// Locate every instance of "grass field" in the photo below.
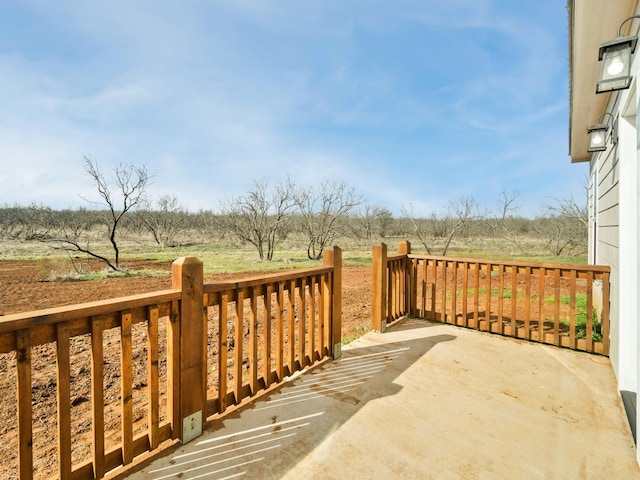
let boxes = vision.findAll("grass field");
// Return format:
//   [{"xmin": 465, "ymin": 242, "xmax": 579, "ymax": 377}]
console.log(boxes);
[{"xmin": 0, "ymin": 232, "xmax": 588, "ymax": 278}]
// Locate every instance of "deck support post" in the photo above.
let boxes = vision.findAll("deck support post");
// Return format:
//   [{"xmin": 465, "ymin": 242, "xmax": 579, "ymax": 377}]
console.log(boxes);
[
  {"xmin": 171, "ymin": 257, "xmax": 205, "ymax": 443},
  {"xmin": 372, "ymin": 243, "xmax": 388, "ymax": 332},
  {"xmin": 324, "ymin": 246, "xmax": 343, "ymax": 359}
]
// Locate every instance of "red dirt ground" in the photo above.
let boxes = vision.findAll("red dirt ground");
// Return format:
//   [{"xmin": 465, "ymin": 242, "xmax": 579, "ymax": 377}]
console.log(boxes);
[
  {"xmin": 0, "ymin": 260, "xmax": 371, "ymax": 335},
  {"xmin": 0, "ymin": 259, "xmax": 371, "ymax": 478}
]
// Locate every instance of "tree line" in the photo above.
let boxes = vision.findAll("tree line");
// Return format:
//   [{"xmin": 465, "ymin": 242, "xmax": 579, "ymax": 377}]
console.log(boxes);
[{"xmin": 0, "ymin": 158, "xmax": 588, "ymax": 270}]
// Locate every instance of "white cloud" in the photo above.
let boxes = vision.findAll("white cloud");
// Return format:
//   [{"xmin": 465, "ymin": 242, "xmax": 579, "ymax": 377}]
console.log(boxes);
[{"xmin": 0, "ymin": 0, "xmax": 577, "ymax": 218}]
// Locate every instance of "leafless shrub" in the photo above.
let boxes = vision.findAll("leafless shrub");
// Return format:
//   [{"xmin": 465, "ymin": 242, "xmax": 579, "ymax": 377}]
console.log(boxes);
[
  {"xmin": 533, "ymin": 195, "xmax": 588, "ymax": 257},
  {"xmin": 136, "ymin": 195, "xmax": 186, "ymax": 247},
  {"xmin": 217, "ymin": 178, "xmax": 296, "ymax": 260},
  {"xmin": 294, "ymin": 179, "xmax": 362, "ymax": 260},
  {"xmin": 403, "ymin": 197, "xmax": 484, "ymax": 256},
  {"xmin": 352, "ymin": 204, "xmax": 394, "ymax": 240}
]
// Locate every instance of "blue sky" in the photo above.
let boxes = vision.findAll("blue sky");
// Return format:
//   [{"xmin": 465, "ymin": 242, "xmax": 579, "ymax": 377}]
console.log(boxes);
[{"xmin": 0, "ymin": 0, "xmax": 584, "ymax": 217}]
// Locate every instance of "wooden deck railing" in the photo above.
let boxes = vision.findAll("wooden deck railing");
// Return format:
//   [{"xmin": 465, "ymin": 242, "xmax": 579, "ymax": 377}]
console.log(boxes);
[
  {"xmin": 0, "ymin": 289, "xmax": 180, "ymax": 480},
  {"xmin": 202, "ymin": 246, "xmax": 342, "ymax": 417},
  {"xmin": 0, "ymin": 247, "xmax": 341, "ymax": 480},
  {"xmin": 372, "ymin": 242, "xmax": 610, "ymax": 356}
]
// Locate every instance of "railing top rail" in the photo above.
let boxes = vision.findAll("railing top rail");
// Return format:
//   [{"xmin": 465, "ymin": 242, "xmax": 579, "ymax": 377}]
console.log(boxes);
[
  {"xmin": 406, "ymin": 254, "xmax": 611, "ymax": 273},
  {"xmin": 0, "ymin": 266, "xmax": 335, "ymax": 333},
  {"xmin": 203, "ymin": 266, "xmax": 333, "ymax": 294},
  {"xmin": 386, "ymin": 254, "xmax": 406, "ymax": 262},
  {"xmin": 0, "ymin": 289, "xmax": 181, "ymax": 334}
]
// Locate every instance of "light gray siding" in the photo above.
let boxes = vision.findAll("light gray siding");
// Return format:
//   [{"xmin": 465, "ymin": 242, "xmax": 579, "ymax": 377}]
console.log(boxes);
[{"xmin": 595, "ymin": 135, "xmax": 620, "ymax": 375}]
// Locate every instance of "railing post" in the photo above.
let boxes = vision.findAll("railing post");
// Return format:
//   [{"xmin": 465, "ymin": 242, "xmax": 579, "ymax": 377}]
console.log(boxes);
[
  {"xmin": 372, "ymin": 243, "xmax": 388, "ymax": 332},
  {"xmin": 398, "ymin": 241, "xmax": 412, "ymax": 316},
  {"xmin": 324, "ymin": 246, "xmax": 342, "ymax": 359},
  {"xmin": 171, "ymin": 257, "xmax": 205, "ymax": 443}
]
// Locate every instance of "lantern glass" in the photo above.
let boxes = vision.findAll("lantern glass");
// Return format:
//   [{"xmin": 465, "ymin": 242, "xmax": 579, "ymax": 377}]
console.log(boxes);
[
  {"xmin": 587, "ymin": 125, "xmax": 608, "ymax": 152},
  {"xmin": 597, "ymin": 36, "xmax": 637, "ymax": 93}
]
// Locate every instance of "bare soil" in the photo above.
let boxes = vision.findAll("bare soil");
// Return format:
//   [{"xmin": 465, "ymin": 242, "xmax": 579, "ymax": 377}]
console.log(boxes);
[
  {"xmin": 0, "ymin": 260, "xmax": 371, "ymax": 334},
  {"xmin": 0, "ymin": 259, "xmax": 372, "ymax": 478}
]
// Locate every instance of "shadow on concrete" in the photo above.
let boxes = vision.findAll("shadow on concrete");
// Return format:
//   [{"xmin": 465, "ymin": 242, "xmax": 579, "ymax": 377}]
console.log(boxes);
[{"xmin": 129, "ymin": 318, "xmax": 454, "ymax": 479}]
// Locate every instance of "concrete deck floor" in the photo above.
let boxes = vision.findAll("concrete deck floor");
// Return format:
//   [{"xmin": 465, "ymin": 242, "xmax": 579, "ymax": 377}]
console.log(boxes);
[{"xmin": 126, "ymin": 318, "xmax": 639, "ymax": 479}]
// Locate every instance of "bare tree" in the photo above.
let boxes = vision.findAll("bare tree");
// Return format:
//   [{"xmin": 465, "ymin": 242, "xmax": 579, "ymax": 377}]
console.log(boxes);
[
  {"xmin": 295, "ymin": 179, "xmax": 362, "ymax": 260},
  {"xmin": 402, "ymin": 205, "xmax": 434, "ymax": 255},
  {"xmin": 490, "ymin": 189, "xmax": 526, "ymax": 252},
  {"xmin": 356, "ymin": 204, "xmax": 394, "ymax": 239},
  {"xmin": 542, "ymin": 195, "xmax": 588, "ymax": 229},
  {"xmin": 218, "ymin": 178, "xmax": 295, "ymax": 260},
  {"xmin": 0, "ymin": 203, "xmax": 55, "ymax": 240},
  {"xmin": 51, "ymin": 156, "xmax": 151, "ymax": 270},
  {"xmin": 137, "ymin": 194, "xmax": 186, "ymax": 247},
  {"xmin": 496, "ymin": 189, "xmax": 519, "ymax": 223},
  {"xmin": 404, "ymin": 197, "xmax": 483, "ymax": 255},
  {"xmin": 534, "ymin": 194, "xmax": 588, "ymax": 257},
  {"xmin": 376, "ymin": 206, "xmax": 395, "ymax": 238},
  {"xmin": 194, "ymin": 209, "xmax": 226, "ymax": 241}
]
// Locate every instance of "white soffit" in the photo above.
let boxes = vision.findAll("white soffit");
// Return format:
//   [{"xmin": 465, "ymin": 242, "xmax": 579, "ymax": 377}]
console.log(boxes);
[{"xmin": 569, "ymin": 0, "xmax": 637, "ymax": 162}]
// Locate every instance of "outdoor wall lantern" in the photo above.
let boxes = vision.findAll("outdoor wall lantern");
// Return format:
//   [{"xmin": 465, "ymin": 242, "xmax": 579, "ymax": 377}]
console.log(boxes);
[
  {"xmin": 587, "ymin": 113, "xmax": 614, "ymax": 152},
  {"xmin": 597, "ymin": 15, "xmax": 640, "ymax": 93}
]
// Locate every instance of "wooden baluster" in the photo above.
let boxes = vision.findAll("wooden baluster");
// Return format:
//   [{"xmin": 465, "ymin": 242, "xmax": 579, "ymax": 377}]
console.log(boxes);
[
  {"xmin": 497, "ymin": 264, "xmax": 504, "ymax": 334},
  {"xmin": 234, "ymin": 290, "xmax": 244, "ymax": 404},
  {"xmin": 168, "ymin": 300, "xmax": 180, "ymax": 436},
  {"xmin": 451, "ymin": 261, "xmax": 458, "ymax": 325},
  {"xmin": 569, "ymin": 272, "xmax": 577, "ymax": 350},
  {"xmin": 538, "ymin": 267, "xmax": 546, "ymax": 342},
  {"xmin": 461, "ymin": 262, "xmax": 469, "ymax": 327},
  {"xmin": 511, "ymin": 266, "xmax": 517, "ymax": 337},
  {"xmin": 442, "ymin": 261, "xmax": 448, "ymax": 323},
  {"xmin": 16, "ymin": 329, "xmax": 33, "ymax": 480},
  {"xmin": 410, "ymin": 258, "xmax": 417, "ymax": 316},
  {"xmin": 276, "ymin": 282, "xmax": 285, "ymax": 380},
  {"xmin": 148, "ymin": 306, "xmax": 160, "ymax": 449},
  {"xmin": 319, "ymin": 275, "xmax": 327, "ymax": 356},
  {"xmin": 298, "ymin": 279, "xmax": 306, "ymax": 367},
  {"xmin": 431, "ymin": 259, "xmax": 437, "ymax": 319},
  {"xmin": 472, "ymin": 262, "xmax": 480, "ymax": 328},
  {"xmin": 249, "ymin": 287, "xmax": 258, "ymax": 394},
  {"xmin": 56, "ymin": 322, "xmax": 72, "ymax": 479},
  {"xmin": 91, "ymin": 318, "xmax": 106, "ymax": 477},
  {"xmin": 218, "ymin": 292, "xmax": 229, "ymax": 413},
  {"xmin": 288, "ymin": 280, "xmax": 296, "ymax": 374},
  {"xmin": 264, "ymin": 284, "xmax": 274, "ymax": 387},
  {"xmin": 389, "ymin": 261, "xmax": 395, "ymax": 321},
  {"xmin": 554, "ymin": 269, "xmax": 561, "ymax": 346},
  {"xmin": 121, "ymin": 311, "xmax": 133, "ymax": 465},
  {"xmin": 308, "ymin": 277, "xmax": 316, "ymax": 363},
  {"xmin": 398, "ymin": 260, "xmax": 403, "ymax": 317},
  {"xmin": 485, "ymin": 263, "xmax": 492, "ymax": 332},
  {"xmin": 419, "ymin": 260, "xmax": 429, "ymax": 317}
]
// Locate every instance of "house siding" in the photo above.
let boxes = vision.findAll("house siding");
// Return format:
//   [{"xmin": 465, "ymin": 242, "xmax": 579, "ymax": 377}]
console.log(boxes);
[
  {"xmin": 592, "ymin": 95, "xmax": 639, "ymax": 457},
  {"xmin": 570, "ymin": 0, "xmax": 640, "ymax": 464},
  {"xmin": 594, "ymin": 135, "xmax": 621, "ymax": 376}
]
